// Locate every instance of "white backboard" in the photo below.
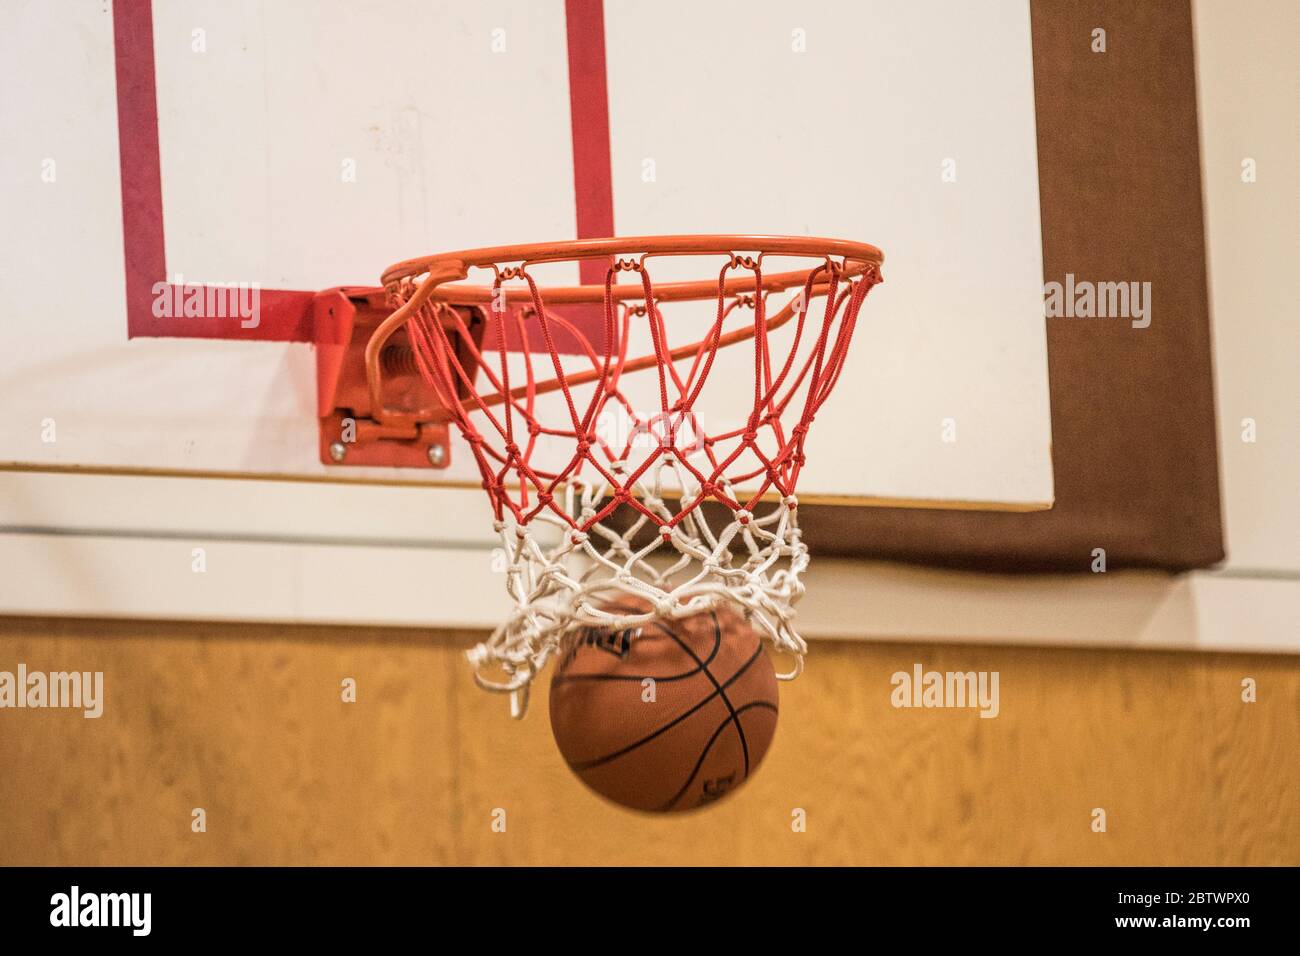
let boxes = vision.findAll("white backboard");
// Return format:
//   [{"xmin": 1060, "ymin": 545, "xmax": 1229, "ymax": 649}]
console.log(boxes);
[{"xmin": 1, "ymin": 0, "xmax": 1053, "ymax": 510}]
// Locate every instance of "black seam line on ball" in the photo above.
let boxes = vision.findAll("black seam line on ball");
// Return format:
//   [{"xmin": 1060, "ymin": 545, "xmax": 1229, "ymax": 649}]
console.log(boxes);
[
  {"xmin": 567, "ymin": 633, "xmax": 766, "ymax": 772},
  {"xmin": 657, "ymin": 701, "xmax": 778, "ymax": 812}
]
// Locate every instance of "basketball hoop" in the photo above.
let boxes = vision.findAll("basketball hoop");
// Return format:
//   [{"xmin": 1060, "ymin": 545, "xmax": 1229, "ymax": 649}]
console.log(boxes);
[{"xmin": 374, "ymin": 235, "xmax": 883, "ymax": 716}]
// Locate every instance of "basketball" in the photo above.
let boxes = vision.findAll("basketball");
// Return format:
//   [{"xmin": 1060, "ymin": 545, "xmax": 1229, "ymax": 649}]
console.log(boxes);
[{"xmin": 548, "ymin": 601, "xmax": 780, "ymax": 813}]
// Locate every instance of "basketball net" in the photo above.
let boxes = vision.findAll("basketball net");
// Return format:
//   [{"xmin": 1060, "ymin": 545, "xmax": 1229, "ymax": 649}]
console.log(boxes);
[{"xmin": 388, "ymin": 248, "xmax": 882, "ymax": 716}]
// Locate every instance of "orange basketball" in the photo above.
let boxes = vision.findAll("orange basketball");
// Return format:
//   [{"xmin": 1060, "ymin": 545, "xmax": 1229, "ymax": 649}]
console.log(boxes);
[{"xmin": 548, "ymin": 601, "xmax": 779, "ymax": 813}]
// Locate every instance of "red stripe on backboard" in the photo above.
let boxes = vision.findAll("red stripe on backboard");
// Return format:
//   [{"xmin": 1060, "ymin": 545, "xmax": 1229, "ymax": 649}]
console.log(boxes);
[
  {"xmin": 112, "ymin": 2, "xmax": 615, "ymax": 347},
  {"xmin": 113, "ymin": 0, "xmax": 165, "ymax": 340},
  {"xmin": 565, "ymin": 0, "xmax": 615, "ymax": 281},
  {"xmin": 112, "ymin": 0, "xmax": 313, "ymax": 341},
  {"xmin": 558, "ymin": 0, "xmax": 616, "ymax": 352}
]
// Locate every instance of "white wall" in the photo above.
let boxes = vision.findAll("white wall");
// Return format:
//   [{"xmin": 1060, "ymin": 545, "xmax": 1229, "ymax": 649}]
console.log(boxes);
[{"xmin": 1193, "ymin": 0, "xmax": 1300, "ymax": 573}]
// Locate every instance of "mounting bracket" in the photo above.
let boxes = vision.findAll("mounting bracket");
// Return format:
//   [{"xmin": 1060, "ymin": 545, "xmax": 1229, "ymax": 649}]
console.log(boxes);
[{"xmin": 314, "ymin": 288, "xmax": 454, "ymax": 469}]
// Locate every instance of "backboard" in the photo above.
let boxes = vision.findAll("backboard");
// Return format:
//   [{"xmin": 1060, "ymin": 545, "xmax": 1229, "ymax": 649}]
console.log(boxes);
[{"xmin": 1, "ymin": 0, "xmax": 1053, "ymax": 510}]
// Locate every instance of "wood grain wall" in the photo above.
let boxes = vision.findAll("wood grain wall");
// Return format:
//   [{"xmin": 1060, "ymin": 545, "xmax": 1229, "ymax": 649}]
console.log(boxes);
[{"xmin": 1, "ymin": 616, "xmax": 1296, "ymax": 866}]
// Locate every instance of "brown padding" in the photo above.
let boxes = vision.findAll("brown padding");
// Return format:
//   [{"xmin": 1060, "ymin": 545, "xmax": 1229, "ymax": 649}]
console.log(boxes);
[{"xmin": 799, "ymin": 0, "xmax": 1225, "ymax": 572}]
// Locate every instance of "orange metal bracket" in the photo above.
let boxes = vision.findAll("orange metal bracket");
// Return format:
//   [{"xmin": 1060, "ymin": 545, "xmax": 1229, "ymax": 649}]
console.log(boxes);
[{"xmin": 314, "ymin": 288, "xmax": 461, "ymax": 469}]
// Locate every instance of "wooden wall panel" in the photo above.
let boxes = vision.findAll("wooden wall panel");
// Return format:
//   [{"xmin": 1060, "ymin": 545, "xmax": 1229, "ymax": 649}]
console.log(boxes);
[{"xmin": 0, "ymin": 617, "xmax": 1296, "ymax": 865}]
